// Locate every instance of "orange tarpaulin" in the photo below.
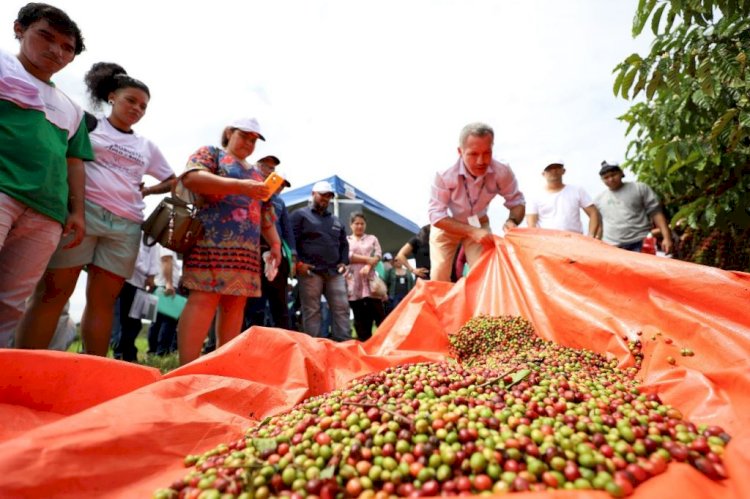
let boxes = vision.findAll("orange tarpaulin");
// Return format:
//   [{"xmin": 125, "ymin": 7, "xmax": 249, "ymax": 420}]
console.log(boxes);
[{"xmin": 0, "ymin": 229, "xmax": 749, "ymax": 498}]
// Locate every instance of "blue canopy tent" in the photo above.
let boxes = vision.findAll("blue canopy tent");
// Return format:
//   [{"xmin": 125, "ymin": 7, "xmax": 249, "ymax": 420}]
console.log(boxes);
[{"xmin": 280, "ymin": 175, "xmax": 420, "ymax": 255}]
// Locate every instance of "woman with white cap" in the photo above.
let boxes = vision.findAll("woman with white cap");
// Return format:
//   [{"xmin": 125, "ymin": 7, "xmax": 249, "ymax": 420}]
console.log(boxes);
[{"xmin": 176, "ymin": 118, "xmax": 281, "ymax": 365}]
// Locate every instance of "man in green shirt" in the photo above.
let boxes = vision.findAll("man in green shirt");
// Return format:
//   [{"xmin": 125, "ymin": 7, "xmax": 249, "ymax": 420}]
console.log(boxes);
[{"xmin": 0, "ymin": 3, "xmax": 93, "ymax": 346}]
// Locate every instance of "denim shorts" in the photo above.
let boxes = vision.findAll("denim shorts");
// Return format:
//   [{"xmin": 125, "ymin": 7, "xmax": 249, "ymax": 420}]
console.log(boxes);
[
  {"xmin": 617, "ymin": 240, "xmax": 644, "ymax": 252},
  {"xmin": 47, "ymin": 199, "xmax": 141, "ymax": 278}
]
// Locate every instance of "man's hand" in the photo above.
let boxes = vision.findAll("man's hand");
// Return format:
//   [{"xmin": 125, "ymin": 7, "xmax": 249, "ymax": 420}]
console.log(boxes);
[
  {"xmin": 413, "ymin": 267, "xmax": 429, "ymax": 279},
  {"xmin": 468, "ymin": 227, "xmax": 494, "ymax": 246},
  {"xmin": 145, "ymin": 276, "xmax": 156, "ymax": 293},
  {"xmin": 62, "ymin": 211, "xmax": 85, "ymax": 249},
  {"xmin": 164, "ymin": 283, "xmax": 176, "ymax": 296},
  {"xmin": 269, "ymin": 244, "xmax": 282, "ymax": 270},
  {"xmin": 297, "ymin": 262, "xmax": 314, "ymax": 276},
  {"xmin": 243, "ymin": 179, "xmax": 271, "ymax": 200},
  {"xmin": 661, "ymin": 235, "xmax": 674, "ymax": 255},
  {"xmin": 502, "ymin": 219, "xmax": 519, "ymax": 232}
]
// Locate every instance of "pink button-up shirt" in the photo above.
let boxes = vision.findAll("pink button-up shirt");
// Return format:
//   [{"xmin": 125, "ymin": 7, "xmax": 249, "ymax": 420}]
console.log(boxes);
[
  {"xmin": 346, "ymin": 233, "xmax": 382, "ymax": 300},
  {"xmin": 428, "ymin": 158, "xmax": 525, "ymax": 225}
]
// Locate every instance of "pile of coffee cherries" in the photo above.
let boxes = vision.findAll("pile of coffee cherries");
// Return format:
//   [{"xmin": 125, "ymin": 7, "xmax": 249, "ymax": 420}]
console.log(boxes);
[{"xmin": 155, "ymin": 316, "xmax": 730, "ymax": 498}]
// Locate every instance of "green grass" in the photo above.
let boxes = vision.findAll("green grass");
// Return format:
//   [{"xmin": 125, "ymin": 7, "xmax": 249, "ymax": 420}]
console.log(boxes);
[
  {"xmin": 66, "ymin": 325, "xmax": 179, "ymax": 373},
  {"xmin": 64, "ymin": 320, "xmax": 366, "ymax": 374}
]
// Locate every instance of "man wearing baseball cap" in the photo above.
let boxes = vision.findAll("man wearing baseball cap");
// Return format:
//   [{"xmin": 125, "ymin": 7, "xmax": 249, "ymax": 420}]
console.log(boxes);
[
  {"xmin": 245, "ymin": 155, "xmax": 295, "ymax": 330},
  {"xmin": 594, "ymin": 161, "xmax": 673, "ymax": 254},
  {"xmin": 289, "ymin": 180, "xmax": 351, "ymax": 341},
  {"xmin": 525, "ymin": 160, "xmax": 600, "ymax": 237}
]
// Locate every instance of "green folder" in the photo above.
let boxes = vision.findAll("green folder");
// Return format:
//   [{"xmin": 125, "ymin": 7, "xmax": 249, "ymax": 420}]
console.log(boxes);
[
  {"xmin": 375, "ymin": 260, "xmax": 386, "ymax": 280},
  {"xmin": 153, "ymin": 287, "xmax": 187, "ymax": 320}
]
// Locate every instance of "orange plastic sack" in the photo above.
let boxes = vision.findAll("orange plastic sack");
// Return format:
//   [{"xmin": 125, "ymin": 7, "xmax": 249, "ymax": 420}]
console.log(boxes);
[{"xmin": 0, "ymin": 229, "xmax": 748, "ymax": 498}]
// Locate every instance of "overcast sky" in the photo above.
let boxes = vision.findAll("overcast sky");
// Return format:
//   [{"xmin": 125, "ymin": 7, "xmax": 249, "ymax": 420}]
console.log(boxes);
[{"xmin": 2, "ymin": 0, "xmax": 652, "ymax": 321}]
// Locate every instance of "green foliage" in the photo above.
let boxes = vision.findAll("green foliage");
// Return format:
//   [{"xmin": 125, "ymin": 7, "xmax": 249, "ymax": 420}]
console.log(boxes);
[
  {"xmin": 615, "ymin": 0, "xmax": 750, "ymax": 235},
  {"xmin": 675, "ymin": 225, "xmax": 750, "ymax": 271}
]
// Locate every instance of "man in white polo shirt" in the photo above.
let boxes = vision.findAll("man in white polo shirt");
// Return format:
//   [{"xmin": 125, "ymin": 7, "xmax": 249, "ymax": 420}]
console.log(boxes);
[{"xmin": 525, "ymin": 160, "xmax": 600, "ymax": 237}]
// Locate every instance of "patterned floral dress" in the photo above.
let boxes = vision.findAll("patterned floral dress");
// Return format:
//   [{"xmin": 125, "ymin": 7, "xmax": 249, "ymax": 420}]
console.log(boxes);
[{"xmin": 181, "ymin": 146, "xmax": 274, "ymax": 296}]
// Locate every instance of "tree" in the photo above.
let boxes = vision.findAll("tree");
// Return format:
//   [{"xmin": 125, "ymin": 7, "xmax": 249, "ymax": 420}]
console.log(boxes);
[{"xmin": 614, "ymin": 0, "xmax": 750, "ymax": 234}]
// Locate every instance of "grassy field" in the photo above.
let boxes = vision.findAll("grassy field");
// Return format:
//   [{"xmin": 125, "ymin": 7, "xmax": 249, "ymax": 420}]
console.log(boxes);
[
  {"xmin": 66, "ymin": 326, "xmax": 179, "ymax": 373},
  {"xmin": 65, "ymin": 321, "xmax": 364, "ymax": 374}
]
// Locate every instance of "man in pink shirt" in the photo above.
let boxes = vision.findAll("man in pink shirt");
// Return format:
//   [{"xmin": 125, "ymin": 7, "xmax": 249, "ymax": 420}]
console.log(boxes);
[{"xmin": 427, "ymin": 122, "xmax": 525, "ymax": 281}]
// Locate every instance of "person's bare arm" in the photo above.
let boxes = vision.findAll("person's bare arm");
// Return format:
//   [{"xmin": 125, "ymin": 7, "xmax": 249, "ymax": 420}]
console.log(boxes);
[
  {"xmin": 182, "ymin": 170, "xmax": 270, "ymax": 199},
  {"xmin": 395, "ymin": 242, "xmax": 413, "ymax": 266},
  {"xmin": 504, "ymin": 205, "xmax": 526, "ymax": 231},
  {"xmin": 395, "ymin": 242, "xmax": 428, "ymax": 278},
  {"xmin": 141, "ymin": 175, "xmax": 176, "ymax": 197},
  {"xmin": 350, "ymin": 254, "xmax": 379, "ymax": 265},
  {"xmin": 63, "ymin": 158, "xmax": 86, "ymax": 248},
  {"xmin": 651, "ymin": 211, "xmax": 673, "ymax": 254},
  {"xmin": 526, "ymin": 214, "xmax": 539, "ymax": 228},
  {"xmin": 261, "ymin": 224, "xmax": 282, "ymax": 268},
  {"xmin": 582, "ymin": 205, "xmax": 601, "ymax": 238},
  {"xmin": 161, "ymin": 255, "xmax": 175, "ymax": 295}
]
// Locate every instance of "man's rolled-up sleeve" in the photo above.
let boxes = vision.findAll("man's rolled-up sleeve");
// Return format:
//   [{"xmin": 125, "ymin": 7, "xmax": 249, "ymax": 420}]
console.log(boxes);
[
  {"xmin": 428, "ymin": 173, "xmax": 451, "ymax": 225},
  {"xmin": 497, "ymin": 168, "xmax": 525, "ymax": 209}
]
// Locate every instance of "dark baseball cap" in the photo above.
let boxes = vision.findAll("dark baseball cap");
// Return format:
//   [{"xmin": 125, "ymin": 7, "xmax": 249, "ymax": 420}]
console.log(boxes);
[
  {"xmin": 257, "ymin": 155, "xmax": 291, "ymax": 187},
  {"xmin": 599, "ymin": 161, "xmax": 623, "ymax": 176},
  {"xmin": 258, "ymin": 155, "xmax": 281, "ymax": 166}
]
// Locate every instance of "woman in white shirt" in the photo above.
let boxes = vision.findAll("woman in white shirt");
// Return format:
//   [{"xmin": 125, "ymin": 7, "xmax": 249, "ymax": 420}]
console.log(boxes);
[{"xmin": 16, "ymin": 62, "xmax": 175, "ymax": 357}]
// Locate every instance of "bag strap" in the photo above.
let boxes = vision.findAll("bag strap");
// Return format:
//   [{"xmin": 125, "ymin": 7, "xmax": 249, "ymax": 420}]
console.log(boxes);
[
  {"xmin": 172, "ymin": 171, "xmax": 200, "ymax": 207},
  {"xmin": 172, "ymin": 145, "xmax": 223, "ymax": 207}
]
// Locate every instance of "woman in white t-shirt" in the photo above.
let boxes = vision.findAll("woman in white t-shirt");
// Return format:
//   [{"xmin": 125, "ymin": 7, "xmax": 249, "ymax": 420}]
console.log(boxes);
[{"xmin": 17, "ymin": 62, "xmax": 176, "ymax": 356}]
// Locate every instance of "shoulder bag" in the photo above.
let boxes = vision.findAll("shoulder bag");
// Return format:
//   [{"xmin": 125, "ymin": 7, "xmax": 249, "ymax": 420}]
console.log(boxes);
[
  {"xmin": 369, "ymin": 273, "xmax": 389, "ymax": 300},
  {"xmin": 142, "ymin": 172, "xmax": 205, "ymax": 254}
]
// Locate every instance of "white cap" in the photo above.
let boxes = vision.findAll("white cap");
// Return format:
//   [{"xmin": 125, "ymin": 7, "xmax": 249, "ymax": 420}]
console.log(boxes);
[
  {"xmin": 229, "ymin": 117, "xmax": 265, "ymax": 141},
  {"xmin": 312, "ymin": 180, "xmax": 334, "ymax": 194},
  {"xmin": 543, "ymin": 159, "xmax": 565, "ymax": 171}
]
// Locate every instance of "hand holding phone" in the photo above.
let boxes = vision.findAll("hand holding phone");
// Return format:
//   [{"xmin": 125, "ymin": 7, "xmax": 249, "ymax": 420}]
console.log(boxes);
[{"xmin": 262, "ymin": 172, "xmax": 286, "ymax": 201}]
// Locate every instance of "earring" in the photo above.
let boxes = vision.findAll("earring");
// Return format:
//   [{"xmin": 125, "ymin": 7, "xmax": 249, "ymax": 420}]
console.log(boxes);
[{"xmin": 108, "ymin": 99, "xmax": 114, "ymax": 105}]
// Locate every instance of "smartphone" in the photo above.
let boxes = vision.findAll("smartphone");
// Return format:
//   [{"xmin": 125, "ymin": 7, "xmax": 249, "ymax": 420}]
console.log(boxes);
[{"xmin": 262, "ymin": 172, "xmax": 285, "ymax": 201}]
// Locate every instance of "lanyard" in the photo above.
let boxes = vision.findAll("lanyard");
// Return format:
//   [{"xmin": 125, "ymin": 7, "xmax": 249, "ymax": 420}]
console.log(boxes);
[{"xmin": 462, "ymin": 175, "xmax": 486, "ymax": 215}]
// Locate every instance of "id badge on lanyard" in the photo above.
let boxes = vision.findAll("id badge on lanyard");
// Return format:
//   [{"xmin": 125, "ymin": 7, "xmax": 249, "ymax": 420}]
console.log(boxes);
[{"xmin": 463, "ymin": 175, "xmax": 486, "ymax": 228}]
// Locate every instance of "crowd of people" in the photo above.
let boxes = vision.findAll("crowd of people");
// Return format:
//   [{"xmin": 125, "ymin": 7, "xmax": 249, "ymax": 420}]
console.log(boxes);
[{"xmin": 1, "ymin": 3, "xmax": 675, "ymax": 365}]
